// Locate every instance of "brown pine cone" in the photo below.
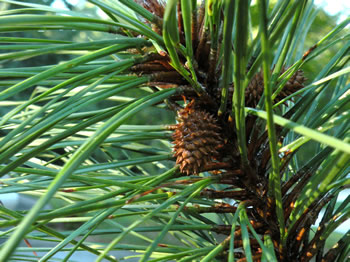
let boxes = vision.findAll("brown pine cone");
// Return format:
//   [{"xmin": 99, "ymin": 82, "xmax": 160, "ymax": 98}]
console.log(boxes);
[
  {"xmin": 276, "ymin": 69, "xmax": 307, "ymax": 100},
  {"xmin": 172, "ymin": 101, "xmax": 223, "ymax": 175},
  {"xmin": 215, "ymin": 68, "xmax": 307, "ymax": 108}
]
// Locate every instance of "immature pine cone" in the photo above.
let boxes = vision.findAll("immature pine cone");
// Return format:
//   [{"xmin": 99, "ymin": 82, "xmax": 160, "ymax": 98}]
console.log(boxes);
[{"xmin": 173, "ymin": 101, "xmax": 222, "ymax": 175}]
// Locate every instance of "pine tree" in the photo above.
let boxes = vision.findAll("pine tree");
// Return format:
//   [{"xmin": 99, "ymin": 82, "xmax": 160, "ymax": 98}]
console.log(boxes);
[{"xmin": 0, "ymin": 1, "xmax": 349, "ymax": 261}]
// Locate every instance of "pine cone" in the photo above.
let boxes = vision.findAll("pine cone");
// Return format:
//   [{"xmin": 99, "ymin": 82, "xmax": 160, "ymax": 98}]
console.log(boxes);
[
  {"xmin": 172, "ymin": 101, "xmax": 223, "ymax": 175},
  {"xmin": 135, "ymin": 0, "xmax": 165, "ymax": 18},
  {"xmin": 215, "ymin": 68, "xmax": 307, "ymax": 108},
  {"xmin": 245, "ymin": 72, "xmax": 264, "ymax": 108},
  {"xmin": 276, "ymin": 69, "xmax": 307, "ymax": 100},
  {"xmin": 246, "ymin": 69, "xmax": 307, "ymax": 107}
]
